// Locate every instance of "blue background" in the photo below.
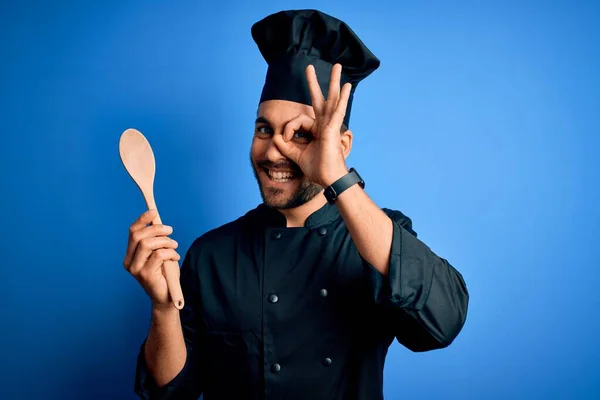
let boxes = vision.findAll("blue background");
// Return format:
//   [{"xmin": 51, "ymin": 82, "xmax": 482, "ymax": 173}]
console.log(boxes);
[{"xmin": 1, "ymin": 0, "xmax": 599, "ymax": 399}]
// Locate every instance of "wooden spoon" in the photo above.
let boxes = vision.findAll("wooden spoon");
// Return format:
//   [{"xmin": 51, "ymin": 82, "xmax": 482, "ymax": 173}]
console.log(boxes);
[{"xmin": 119, "ymin": 128, "xmax": 184, "ymax": 310}]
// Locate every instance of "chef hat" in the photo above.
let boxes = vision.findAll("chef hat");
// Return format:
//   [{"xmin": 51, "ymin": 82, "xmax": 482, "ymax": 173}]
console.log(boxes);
[{"xmin": 251, "ymin": 9, "xmax": 380, "ymax": 128}]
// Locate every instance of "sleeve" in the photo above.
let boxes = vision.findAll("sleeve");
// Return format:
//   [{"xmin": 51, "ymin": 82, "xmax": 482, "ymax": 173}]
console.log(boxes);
[
  {"xmin": 366, "ymin": 209, "xmax": 469, "ymax": 352},
  {"xmin": 134, "ymin": 243, "xmax": 205, "ymax": 399}
]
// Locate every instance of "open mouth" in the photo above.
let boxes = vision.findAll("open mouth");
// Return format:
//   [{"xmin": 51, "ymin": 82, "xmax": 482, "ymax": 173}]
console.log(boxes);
[{"xmin": 262, "ymin": 167, "xmax": 300, "ymax": 183}]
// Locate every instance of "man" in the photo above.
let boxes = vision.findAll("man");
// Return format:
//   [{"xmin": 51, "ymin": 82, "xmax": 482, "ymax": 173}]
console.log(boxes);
[{"xmin": 125, "ymin": 9, "xmax": 469, "ymax": 400}]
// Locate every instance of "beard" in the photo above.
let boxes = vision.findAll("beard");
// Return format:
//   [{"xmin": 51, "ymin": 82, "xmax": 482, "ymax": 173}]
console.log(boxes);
[{"xmin": 250, "ymin": 154, "xmax": 322, "ymax": 209}]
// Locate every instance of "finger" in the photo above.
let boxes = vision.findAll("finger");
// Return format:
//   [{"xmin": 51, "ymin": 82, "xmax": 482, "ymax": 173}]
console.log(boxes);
[
  {"xmin": 306, "ymin": 65, "xmax": 325, "ymax": 115},
  {"xmin": 123, "ymin": 209, "xmax": 160, "ymax": 266},
  {"xmin": 124, "ymin": 223, "xmax": 173, "ymax": 267},
  {"xmin": 326, "ymin": 64, "xmax": 343, "ymax": 114},
  {"xmin": 138, "ymin": 249, "xmax": 181, "ymax": 282},
  {"xmin": 128, "ymin": 237, "xmax": 179, "ymax": 277},
  {"xmin": 129, "ymin": 238, "xmax": 179, "ymax": 275},
  {"xmin": 282, "ymin": 114, "xmax": 316, "ymax": 142},
  {"xmin": 124, "ymin": 226, "xmax": 174, "ymax": 269},
  {"xmin": 129, "ymin": 209, "xmax": 158, "ymax": 235},
  {"xmin": 272, "ymin": 134, "xmax": 303, "ymax": 166},
  {"xmin": 330, "ymin": 82, "xmax": 352, "ymax": 129},
  {"xmin": 139, "ymin": 236, "xmax": 178, "ymax": 253}
]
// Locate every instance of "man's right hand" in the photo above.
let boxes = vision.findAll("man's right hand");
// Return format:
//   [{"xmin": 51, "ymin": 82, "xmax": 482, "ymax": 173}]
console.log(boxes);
[{"xmin": 123, "ymin": 209, "xmax": 180, "ymax": 309}]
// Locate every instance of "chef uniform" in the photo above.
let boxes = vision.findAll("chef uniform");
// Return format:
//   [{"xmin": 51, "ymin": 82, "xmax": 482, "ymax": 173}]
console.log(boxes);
[{"xmin": 134, "ymin": 9, "xmax": 469, "ymax": 400}]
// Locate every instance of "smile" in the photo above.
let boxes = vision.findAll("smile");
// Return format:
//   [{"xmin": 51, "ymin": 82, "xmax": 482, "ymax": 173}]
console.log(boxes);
[{"xmin": 263, "ymin": 168, "xmax": 299, "ymax": 183}]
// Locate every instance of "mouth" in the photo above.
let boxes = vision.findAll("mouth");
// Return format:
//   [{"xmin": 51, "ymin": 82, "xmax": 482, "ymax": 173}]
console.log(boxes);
[{"xmin": 262, "ymin": 167, "xmax": 301, "ymax": 183}]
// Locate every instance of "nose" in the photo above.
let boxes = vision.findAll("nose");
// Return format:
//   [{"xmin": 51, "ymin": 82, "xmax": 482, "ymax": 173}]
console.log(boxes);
[{"xmin": 264, "ymin": 135, "xmax": 287, "ymax": 163}]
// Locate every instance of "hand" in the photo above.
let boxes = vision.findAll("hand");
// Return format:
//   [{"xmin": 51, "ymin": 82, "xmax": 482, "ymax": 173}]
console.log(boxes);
[
  {"xmin": 123, "ymin": 209, "xmax": 181, "ymax": 309},
  {"xmin": 273, "ymin": 63, "xmax": 351, "ymax": 187}
]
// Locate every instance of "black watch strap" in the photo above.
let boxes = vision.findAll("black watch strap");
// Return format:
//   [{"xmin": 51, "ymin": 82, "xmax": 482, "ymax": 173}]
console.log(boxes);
[{"xmin": 323, "ymin": 168, "xmax": 365, "ymax": 204}]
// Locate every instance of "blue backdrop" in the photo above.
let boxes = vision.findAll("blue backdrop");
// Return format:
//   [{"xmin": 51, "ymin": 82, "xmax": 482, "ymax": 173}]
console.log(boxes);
[{"xmin": 2, "ymin": 1, "xmax": 599, "ymax": 399}]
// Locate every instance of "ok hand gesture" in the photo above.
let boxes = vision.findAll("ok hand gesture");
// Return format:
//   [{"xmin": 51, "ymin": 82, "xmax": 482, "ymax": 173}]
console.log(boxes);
[{"xmin": 273, "ymin": 63, "xmax": 352, "ymax": 187}]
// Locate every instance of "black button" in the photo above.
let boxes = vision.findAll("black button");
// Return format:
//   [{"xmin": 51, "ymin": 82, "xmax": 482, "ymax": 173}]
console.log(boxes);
[
  {"xmin": 322, "ymin": 357, "xmax": 332, "ymax": 366},
  {"xmin": 318, "ymin": 227, "xmax": 327, "ymax": 236},
  {"xmin": 268, "ymin": 294, "xmax": 279, "ymax": 303},
  {"xmin": 272, "ymin": 232, "xmax": 282, "ymax": 239},
  {"xmin": 320, "ymin": 288, "xmax": 328, "ymax": 298},
  {"xmin": 271, "ymin": 363, "xmax": 281, "ymax": 373}
]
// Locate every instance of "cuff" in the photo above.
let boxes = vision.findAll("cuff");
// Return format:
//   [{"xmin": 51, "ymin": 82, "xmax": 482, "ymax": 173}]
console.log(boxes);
[{"xmin": 366, "ymin": 219, "xmax": 435, "ymax": 310}]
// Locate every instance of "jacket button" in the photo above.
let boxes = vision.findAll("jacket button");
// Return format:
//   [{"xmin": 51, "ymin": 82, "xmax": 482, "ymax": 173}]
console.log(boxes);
[
  {"xmin": 320, "ymin": 289, "xmax": 328, "ymax": 298},
  {"xmin": 322, "ymin": 357, "xmax": 332, "ymax": 366},
  {"xmin": 318, "ymin": 227, "xmax": 327, "ymax": 236},
  {"xmin": 273, "ymin": 232, "xmax": 282, "ymax": 239},
  {"xmin": 268, "ymin": 294, "xmax": 279, "ymax": 303},
  {"xmin": 271, "ymin": 363, "xmax": 281, "ymax": 373}
]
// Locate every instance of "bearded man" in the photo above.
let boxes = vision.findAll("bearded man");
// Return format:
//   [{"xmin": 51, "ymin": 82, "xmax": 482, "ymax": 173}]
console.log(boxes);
[{"xmin": 125, "ymin": 9, "xmax": 469, "ymax": 400}]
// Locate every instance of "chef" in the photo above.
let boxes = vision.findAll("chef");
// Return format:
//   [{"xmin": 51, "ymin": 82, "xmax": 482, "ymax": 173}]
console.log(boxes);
[{"xmin": 127, "ymin": 9, "xmax": 469, "ymax": 400}]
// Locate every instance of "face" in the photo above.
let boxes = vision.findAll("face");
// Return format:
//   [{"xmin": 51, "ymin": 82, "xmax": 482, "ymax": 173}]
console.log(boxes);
[{"xmin": 250, "ymin": 100, "xmax": 323, "ymax": 209}]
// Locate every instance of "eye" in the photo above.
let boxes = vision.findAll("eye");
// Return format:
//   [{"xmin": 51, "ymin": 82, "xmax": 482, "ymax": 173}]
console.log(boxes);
[
  {"xmin": 255, "ymin": 125, "xmax": 273, "ymax": 137},
  {"xmin": 293, "ymin": 130, "xmax": 313, "ymax": 143}
]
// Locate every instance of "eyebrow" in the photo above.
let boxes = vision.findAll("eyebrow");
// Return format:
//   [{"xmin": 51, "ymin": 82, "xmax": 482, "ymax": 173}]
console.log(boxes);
[{"xmin": 255, "ymin": 116, "xmax": 271, "ymax": 125}]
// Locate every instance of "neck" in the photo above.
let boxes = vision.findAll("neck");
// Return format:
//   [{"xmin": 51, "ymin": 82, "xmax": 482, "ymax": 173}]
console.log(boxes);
[{"xmin": 278, "ymin": 191, "xmax": 328, "ymax": 228}]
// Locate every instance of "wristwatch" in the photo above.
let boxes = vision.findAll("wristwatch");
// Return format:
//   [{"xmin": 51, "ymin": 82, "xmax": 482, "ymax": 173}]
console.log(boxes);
[{"xmin": 323, "ymin": 168, "xmax": 365, "ymax": 204}]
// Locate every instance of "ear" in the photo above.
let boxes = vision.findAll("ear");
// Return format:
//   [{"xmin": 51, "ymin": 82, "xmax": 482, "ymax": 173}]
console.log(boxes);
[{"xmin": 341, "ymin": 129, "xmax": 353, "ymax": 159}]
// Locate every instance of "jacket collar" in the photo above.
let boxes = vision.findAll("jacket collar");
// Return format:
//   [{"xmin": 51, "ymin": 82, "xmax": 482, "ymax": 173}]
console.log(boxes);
[{"xmin": 254, "ymin": 201, "xmax": 340, "ymax": 228}]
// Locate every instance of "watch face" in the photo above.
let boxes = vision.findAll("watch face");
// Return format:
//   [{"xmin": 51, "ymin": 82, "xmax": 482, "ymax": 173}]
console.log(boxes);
[{"xmin": 324, "ymin": 186, "xmax": 336, "ymax": 202}]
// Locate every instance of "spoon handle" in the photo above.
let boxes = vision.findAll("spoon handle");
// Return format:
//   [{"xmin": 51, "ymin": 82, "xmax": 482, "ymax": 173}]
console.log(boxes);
[{"xmin": 146, "ymin": 197, "xmax": 185, "ymax": 310}]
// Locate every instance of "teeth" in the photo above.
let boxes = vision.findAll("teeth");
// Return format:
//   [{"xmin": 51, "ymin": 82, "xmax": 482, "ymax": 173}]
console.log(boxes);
[{"xmin": 268, "ymin": 169, "xmax": 294, "ymax": 182}]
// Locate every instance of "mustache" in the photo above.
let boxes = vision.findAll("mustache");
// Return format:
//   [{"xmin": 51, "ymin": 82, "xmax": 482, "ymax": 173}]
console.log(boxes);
[{"xmin": 257, "ymin": 160, "xmax": 302, "ymax": 172}]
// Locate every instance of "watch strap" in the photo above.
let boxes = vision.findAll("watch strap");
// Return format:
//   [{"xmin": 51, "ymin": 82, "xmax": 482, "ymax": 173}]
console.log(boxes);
[{"xmin": 323, "ymin": 168, "xmax": 365, "ymax": 204}]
